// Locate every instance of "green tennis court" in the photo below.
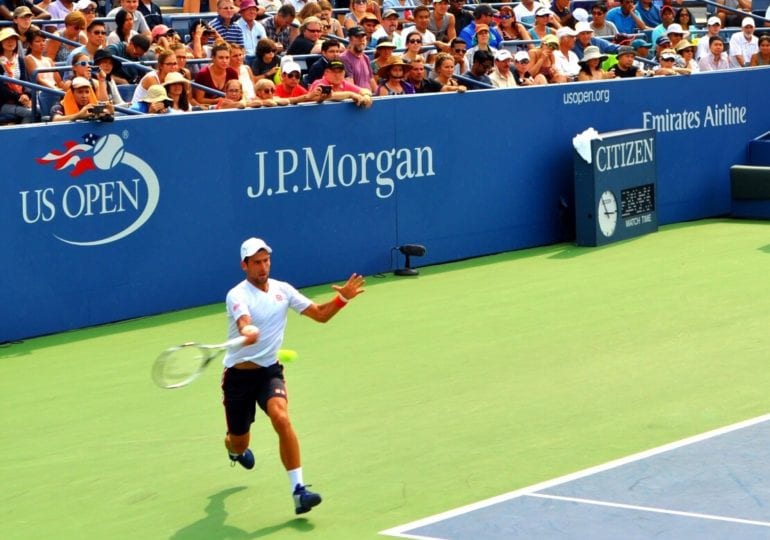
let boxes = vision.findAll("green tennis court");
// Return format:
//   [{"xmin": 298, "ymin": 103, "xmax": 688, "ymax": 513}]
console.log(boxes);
[{"xmin": 2, "ymin": 219, "xmax": 769, "ymax": 540}]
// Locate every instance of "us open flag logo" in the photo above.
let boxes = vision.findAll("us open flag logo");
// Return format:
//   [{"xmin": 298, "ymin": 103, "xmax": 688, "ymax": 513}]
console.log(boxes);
[{"xmin": 36, "ymin": 133, "xmax": 101, "ymax": 177}]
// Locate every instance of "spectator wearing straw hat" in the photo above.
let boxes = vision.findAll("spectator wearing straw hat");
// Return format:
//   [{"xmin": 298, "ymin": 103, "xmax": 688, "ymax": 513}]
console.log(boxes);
[
  {"xmin": 729, "ymin": 17, "xmax": 758, "ymax": 67},
  {"xmin": 130, "ymin": 83, "xmax": 172, "ymax": 113},
  {"xmin": 375, "ymin": 56, "xmax": 415, "ymax": 96},
  {"xmin": 162, "ymin": 70, "xmax": 191, "ymax": 112},
  {"xmin": 674, "ymin": 39, "xmax": 698, "ymax": 73},
  {"xmin": 577, "ymin": 45, "xmax": 614, "ymax": 80},
  {"xmin": 488, "ymin": 49, "xmax": 516, "ymax": 88},
  {"xmin": 370, "ymin": 38, "xmax": 397, "ymax": 75}
]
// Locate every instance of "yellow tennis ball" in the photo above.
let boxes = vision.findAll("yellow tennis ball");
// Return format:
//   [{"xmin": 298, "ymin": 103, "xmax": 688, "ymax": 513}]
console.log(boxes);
[{"xmin": 278, "ymin": 349, "xmax": 298, "ymax": 363}]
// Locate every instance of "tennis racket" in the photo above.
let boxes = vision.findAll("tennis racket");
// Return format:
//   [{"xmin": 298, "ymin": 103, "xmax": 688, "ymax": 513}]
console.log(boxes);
[{"xmin": 152, "ymin": 336, "xmax": 247, "ymax": 389}]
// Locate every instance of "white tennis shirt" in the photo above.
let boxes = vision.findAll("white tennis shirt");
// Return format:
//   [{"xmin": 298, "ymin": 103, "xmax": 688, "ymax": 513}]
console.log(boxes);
[{"xmin": 223, "ymin": 278, "xmax": 312, "ymax": 368}]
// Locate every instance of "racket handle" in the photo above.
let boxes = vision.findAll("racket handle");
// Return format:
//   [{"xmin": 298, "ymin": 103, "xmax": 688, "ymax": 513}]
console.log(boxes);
[{"xmin": 224, "ymin": 336, "xmax": 248, "ymax": 349}]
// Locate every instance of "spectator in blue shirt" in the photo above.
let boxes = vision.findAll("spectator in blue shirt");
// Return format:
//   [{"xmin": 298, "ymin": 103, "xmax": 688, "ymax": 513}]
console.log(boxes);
[
  {"xmin": 606, "ymin": 0, "xmax": 647, "ymax": 35},
  {"xmin": 635, "ymin": 0, "xmax": 659, "ymax": 29},
  {"xmin": 458, "ymin": 4, "xmax": 503, "ymax": 50},
  {"xmin": 209, "ymin": 0, "xmax": 245, "ymax": 46}
]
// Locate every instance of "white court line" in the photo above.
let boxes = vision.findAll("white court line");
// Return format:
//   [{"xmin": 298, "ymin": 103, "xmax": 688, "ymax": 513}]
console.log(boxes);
[
  {"xmin": 527, "ymin": 493, "xmax": 770, "ymax": 528},
  {"xmin": 379, "ymin": 412, "xmax": 770, "ymax": 538}
]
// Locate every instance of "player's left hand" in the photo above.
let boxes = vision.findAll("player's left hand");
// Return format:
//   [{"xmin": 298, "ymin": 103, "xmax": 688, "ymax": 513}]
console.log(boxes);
[{"xmin": 333, "ymin": 273, "xmax": 365, "ymax": 301}]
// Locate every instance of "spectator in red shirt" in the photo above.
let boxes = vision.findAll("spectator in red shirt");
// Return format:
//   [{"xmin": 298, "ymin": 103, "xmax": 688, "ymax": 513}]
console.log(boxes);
[{"xmin": 274, "ymin": 60, "xmax": 327, "ymax": 104}]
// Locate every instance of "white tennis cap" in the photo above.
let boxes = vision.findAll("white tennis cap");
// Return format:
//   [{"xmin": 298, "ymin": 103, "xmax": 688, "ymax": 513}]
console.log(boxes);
[
  {"xmin": 240, "ymin": 237, "xmax": 272, "ymax": 260},
  {"xmin": 742, "ymin": 16, "xmax": 755, "ymax": 28},
  {"xmin": 707, "ymin": 16, "xmax": 721, "ymax": 26}
]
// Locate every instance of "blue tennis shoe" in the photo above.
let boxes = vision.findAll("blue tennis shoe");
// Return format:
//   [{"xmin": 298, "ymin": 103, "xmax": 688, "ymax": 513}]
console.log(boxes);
[
  {"xmin": 228, "ymin": 448, "xmax": 255, "ymax": 470},
  {"xmin": 293, "ymin": 484, "xmax": 322, "ymax": 514}
]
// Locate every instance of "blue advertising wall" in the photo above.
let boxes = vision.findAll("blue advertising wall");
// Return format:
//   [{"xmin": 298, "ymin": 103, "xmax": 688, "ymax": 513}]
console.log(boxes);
[{"xmin": 1, "ymin": 68, "xmax": 767, "ymax": 342}]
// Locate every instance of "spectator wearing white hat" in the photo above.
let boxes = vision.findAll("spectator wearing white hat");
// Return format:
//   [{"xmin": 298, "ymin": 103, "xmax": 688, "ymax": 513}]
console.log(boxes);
[
  {"xmin": 696, "ymin": 16, "xmax": 722, "ymax": 61},
  {"xmin": 512, "ymin": 49, "xmax": 547, "ymax": 86},
  {"xmin": 728, "ymin": 17, "xmax": 758, "ymax": 67},
  {"xmin": 130, "ymin": 83, "xmax": 172, "ymax": 113},
  {"xmin": 529, "ymin": 7, "xmax": 555, "ymax": 41},
  {"xmin": 274, "ymin": 60, "xmax": 326, "ymax": 103},
  {"xmin": 162, "ymin": 71, "xmax": 191, "ymax": 112},
  {"xmin": 652, "ymin": 48, "xmax": 681, "ymax": 76},
  {"xmin": 664, "ymin": 23, "xmax": 688, "ymax": 51},
  {"xmin": 488, "ymin": 49, "xmax": 516, "ymax": 88},
  {"xmin": 716, "ymin": 0, "xmax": 751, "ymax": 29},
  {"xmin": 51, "ymin": 76, "xmax": 114, "ymax": 121},
  {"xmin": 553, "ymin": 26, "xmax": 580, "ymax": 82},
  {"xmin": 514, "ymin": 0, "xmax": 549, "ymax": 27},
  {"xmin": 572, "ymin": 20, "xmax": 619, "ymax": 58},
  {"xmin": 577, "ymin": 45, "xmax": 614, "ymax": 81}
]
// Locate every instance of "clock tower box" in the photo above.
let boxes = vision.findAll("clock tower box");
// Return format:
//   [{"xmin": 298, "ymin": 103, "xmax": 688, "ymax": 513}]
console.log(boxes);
[{"xmin": 574, "ymin": 128, "xmax": 659, "ymax": 247}]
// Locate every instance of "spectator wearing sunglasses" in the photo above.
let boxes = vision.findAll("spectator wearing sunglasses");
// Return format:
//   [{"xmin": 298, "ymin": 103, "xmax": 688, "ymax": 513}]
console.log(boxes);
[
  {"xmin": 495, "ymin": 5, "xmax": 530, "ymax": 48},
  {"xmin": 149, "ymin": 24, "xmax": 179, "ymax": 52},
  {"xmin": 275, "ymin": 60, "xmax": 323, "ymax": 103},
  {"xmin": 402, "ymin": 30, "xmax": 427, "ymax": 63},
  {"xmin": 449, "ymin": 36, "xmax": 467, "ymax": 75},
  {"xmin": 65, "ymin": 19, "xmax": 106, "ymax": 66},
  {"xmin": 252, "ymin": 78, "xmax": 290, "ymax": 106},
  {"xmin": 512, "ymin": 50, "xmax": 547, "ymax": 86},
  {"xmin": 287, "ymin": 16, "xmax": 323, "ymax": 55},
  {"xmin": 589, "ymin": 3, "xmax": 617, "ymax": 39},
  {"xmin": 63, "ymin": 52, "xmax": 98, "ymax": 92},
  {"xmin": 132, "ymin": 48, "xmax": 178, "ymax": 103},
  {"xmin": 47, "ymin": 11, "xmax": 87, "ymax": 63}
]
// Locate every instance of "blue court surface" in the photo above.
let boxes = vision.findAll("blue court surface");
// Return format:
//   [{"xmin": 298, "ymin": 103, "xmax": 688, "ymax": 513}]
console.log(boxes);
[{"xmin": 380, "ymin": 414, "xmax": 770, "ymax": 540}]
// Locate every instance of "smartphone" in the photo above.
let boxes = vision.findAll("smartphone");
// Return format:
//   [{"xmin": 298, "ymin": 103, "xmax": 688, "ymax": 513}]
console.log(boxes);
[
  {"xmin": 91, "ymin": 66, "xmax": 100, "ymax": 76},
  {"xmin": 320, "ymin": 85, "xmax": 332, "ymax": 95},
  {"xmin": 91, "ymin": 103, "xmax": 106, "ymax": 115}
]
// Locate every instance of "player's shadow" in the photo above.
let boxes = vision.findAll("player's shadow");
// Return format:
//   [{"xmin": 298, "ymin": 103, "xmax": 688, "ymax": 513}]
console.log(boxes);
[{"xmin": 169, "ymin": 486, "xmax": 314, "ymax": 539}]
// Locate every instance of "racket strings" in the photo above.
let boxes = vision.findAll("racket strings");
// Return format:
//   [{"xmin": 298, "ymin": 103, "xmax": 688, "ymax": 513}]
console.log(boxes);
[{"xmin": 153, "ymin": 346, "xmax": 207, "ymax": 387}]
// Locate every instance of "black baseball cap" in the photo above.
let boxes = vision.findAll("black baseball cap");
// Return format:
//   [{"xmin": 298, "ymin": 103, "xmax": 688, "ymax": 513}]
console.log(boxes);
[
  {"xmin": 347, "ymin": 26, "xmax": 366, "ymax": 38},
  {"xmin": 326, "ymin": 60, "xmax": 345, "ymax": 71}
]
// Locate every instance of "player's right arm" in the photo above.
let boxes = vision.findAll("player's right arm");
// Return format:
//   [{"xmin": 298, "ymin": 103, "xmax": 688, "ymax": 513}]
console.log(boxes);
[{"xmin": 236, "ymin": 315, "xmax": 260, "ymax": 345}]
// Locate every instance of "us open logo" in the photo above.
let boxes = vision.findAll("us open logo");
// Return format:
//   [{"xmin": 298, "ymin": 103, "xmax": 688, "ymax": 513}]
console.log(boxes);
[{"xmin": 21, "ymin": 133, "xmax": 159, "ymax": 246}]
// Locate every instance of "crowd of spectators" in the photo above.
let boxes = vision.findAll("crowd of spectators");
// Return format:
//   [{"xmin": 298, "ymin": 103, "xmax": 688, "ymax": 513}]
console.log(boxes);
[{"xmin": 0, "ymin": 0, "xmax": 769, "ymax": 124}]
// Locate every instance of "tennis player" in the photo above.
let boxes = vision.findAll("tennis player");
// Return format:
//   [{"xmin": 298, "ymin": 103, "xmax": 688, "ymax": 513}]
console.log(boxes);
[{"xmin": 222, "ymin": 237, "xmax": 365, "ymax": 514}]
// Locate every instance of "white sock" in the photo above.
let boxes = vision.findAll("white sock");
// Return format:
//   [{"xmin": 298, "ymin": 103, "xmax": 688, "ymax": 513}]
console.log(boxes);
[{"xmin": 288, "ymin": 467, "xmax": 304, "ymax": 492}]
